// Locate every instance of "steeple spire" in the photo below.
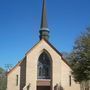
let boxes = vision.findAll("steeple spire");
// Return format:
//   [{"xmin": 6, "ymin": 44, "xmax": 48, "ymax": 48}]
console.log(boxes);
[
  {"xmin": 39, "ymin": 0, "xmax": 49, "ymax": 41},
  {"xmin": 41, "ymin": 0, "xmax": 48, "ymax": 30}
]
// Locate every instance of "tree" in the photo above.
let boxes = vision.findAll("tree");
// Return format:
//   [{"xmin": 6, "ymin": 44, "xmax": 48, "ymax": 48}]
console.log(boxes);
[
  {"xmin": 0, "ymin": 68, "xmax": 4, "ymax": 74},
  {"xmin": 0, "ymin": 67, "xmax": 7, "ymax": 90},
  {"xmin": 68, "ymin": 28, "xmax": 90, "ymax": 83}
]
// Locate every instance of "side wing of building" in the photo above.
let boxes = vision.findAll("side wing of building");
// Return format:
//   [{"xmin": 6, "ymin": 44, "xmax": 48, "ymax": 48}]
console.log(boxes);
[{"xmin": 7, "ymin": 57, "xmax": 26, "ymax": 90}]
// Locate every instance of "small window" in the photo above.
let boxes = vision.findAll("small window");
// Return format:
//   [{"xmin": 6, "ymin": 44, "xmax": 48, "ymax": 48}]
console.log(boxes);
[
  {"xmin": 16, "ymin": 75, "xmax": 18, "ymax": 86},
  {"xmin": 69, "ymin": 75, "xmax": 71, "ymax": 86}
]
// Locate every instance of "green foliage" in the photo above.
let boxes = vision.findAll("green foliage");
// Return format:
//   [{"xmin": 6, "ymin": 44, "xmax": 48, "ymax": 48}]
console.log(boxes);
[
  {"xmin": 0, "ymin": 67, "xmax": 7, "ymax": 90},
  {"xmin": 69, "ymin": 28, "xmax": 90, "ymax": 83},
  {"xmin": 0, "ymin": 67, "xmax": 4, "ymax": 74},
  {"xmin": 0, "ymin": 77, "xmax": 7, "ymax": 90}
]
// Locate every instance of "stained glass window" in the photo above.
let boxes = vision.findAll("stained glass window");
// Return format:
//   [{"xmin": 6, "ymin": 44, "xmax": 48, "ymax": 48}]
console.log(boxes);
[{"xmin": 37, "ymin": 52, "xmax": 51, "ymax": 79}]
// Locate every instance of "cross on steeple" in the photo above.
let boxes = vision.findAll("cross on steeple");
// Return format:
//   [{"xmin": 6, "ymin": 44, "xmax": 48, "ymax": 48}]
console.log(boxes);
[{"xmin": 39, "ymin": 0, "xmax": 49, "ymax": 41}]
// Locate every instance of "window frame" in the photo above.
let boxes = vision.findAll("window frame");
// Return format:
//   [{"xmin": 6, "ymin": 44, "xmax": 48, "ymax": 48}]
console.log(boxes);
[
  {"xmin": 16, "ymin": 75, "xmax": 18, "ymax": 86},
  {"xmin": 37, "ymin": 52, "xmax": 51, "ymax": 79},
  {"xmin": 69, "ymin": 75, "xmax": 71, "ymax": 86}
]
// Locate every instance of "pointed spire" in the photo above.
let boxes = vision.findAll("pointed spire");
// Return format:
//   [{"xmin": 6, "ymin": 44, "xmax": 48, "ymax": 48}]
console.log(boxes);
[
  {"xmin": 39, "ymin": 0, "xmax": 49, "ymax": 40},
  {"xmin": 40, "ymin": 0, "xmax": 48, "ymax": 30}
]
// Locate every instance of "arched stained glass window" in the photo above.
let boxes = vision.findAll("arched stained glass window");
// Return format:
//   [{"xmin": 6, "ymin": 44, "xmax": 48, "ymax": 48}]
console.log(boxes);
[{"xmin": 37, "ymin": 52, "xmax": 51, "ymax": 79}]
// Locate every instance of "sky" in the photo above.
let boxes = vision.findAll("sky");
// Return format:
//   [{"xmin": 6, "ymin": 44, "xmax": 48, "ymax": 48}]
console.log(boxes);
[{"xmin": 0, "ymin": 0, "xmax": 90, "ymax": 69}]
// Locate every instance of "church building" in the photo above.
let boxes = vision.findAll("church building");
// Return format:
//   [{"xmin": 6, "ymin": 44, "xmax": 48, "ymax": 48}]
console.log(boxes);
[{"xmin": 7, "ymin": 0, "xmax": 80, "ymax": 90}]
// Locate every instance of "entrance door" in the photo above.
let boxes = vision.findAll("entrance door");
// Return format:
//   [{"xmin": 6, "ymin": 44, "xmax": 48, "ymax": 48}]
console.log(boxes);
[{"xmin": 37, "ymin": 86, "xmax": 50, "ymax": 90}]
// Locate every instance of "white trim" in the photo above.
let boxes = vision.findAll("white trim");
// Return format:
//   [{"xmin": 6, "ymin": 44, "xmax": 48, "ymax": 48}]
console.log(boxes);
[{"xmin": 40, "ymin": 28, "xmax": 49, "ymax": 31}]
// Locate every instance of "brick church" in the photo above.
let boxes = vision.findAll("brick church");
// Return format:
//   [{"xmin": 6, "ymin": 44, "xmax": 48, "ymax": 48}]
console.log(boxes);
[{"xmin": 7, "ymin": 0, "xmax": 80, "ymax": 90}]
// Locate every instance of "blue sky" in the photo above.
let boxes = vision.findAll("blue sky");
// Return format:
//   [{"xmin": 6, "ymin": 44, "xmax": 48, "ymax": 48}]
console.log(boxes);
[{"xmin": 0, "ymin": 0, "xmax": 90, "ymax": 69}]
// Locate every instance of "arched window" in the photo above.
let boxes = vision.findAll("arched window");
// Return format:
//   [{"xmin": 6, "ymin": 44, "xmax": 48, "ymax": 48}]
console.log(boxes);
[{"xmin": 37, "ymin": 52, "xmax": 51, "ymax": 79}]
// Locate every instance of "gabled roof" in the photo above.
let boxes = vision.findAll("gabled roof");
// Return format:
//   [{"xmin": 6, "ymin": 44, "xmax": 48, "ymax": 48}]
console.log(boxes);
[
  {"xmin": 7, "ymin": 57, "xmax": 26, "ymax": 76},
  {"xmin": 7, "ymin": 39, "xmax": 71, "ymax": 76},
  {"xmin": 26, "ymin": 39, "xmax": 71, "ymax": 68}
]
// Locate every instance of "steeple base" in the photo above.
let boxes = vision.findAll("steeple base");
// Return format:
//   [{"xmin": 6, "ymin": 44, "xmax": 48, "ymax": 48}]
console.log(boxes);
[{"xmin": 39, "ymin": 30, "xmax": 49, "ymax": 40}]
